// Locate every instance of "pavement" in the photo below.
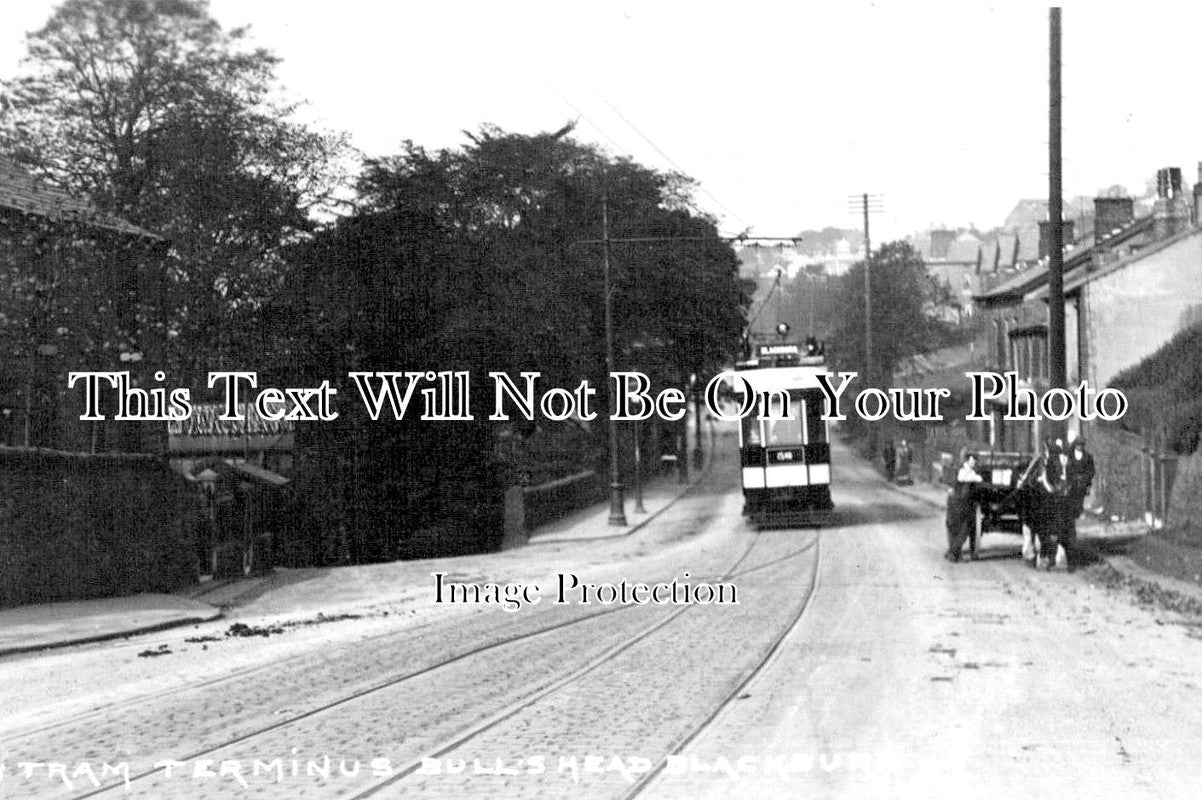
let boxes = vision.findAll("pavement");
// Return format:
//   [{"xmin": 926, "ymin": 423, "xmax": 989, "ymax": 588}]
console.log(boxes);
[
  {"xmin": 0, "ymin": 445, "xmax": 712, "ymax": 658},
  {"xmin": 527, "ymin": 465, "xmax": 701, "ymax": 544},
  {"xmin": 0, "ymin": 593, "xmax": 222, "ymax": 657}
]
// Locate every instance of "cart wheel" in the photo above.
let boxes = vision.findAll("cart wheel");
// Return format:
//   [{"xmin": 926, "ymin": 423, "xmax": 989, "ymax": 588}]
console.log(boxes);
[{"xmin": 970, "ymin": 504, "xmax": 982, "ymax": 560}]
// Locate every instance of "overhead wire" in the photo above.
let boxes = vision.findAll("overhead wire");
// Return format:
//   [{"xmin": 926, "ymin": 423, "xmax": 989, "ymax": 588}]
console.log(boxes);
[
  {"xmin": 552, "ymin": 86, "xmax": 738, "ymax": 232},
  {"xmin": 549, "ymin": 86, "xmax": 636, "ymax": 160},
  {"xmin": 746, "ymin": 268, "xmax": 783, "ymax": 329},
  {"xmin": 587, "ymin": 85, "xmax": 752, "ymax": 231}
]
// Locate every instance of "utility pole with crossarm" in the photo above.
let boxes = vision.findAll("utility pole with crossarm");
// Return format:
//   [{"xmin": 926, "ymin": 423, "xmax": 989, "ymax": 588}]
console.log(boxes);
[{"xmin": 576, "ymin": 218, "xmax": 804, "ymax": 525}]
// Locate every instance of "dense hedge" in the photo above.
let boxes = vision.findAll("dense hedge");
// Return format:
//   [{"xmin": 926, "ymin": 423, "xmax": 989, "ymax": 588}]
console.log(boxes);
[
  {"xmin": 1090, "ymin": 425, "xmax": 1148, "ymax": 522},
  {"xmin": 1111, "ymin": 321, "xmax": 1202, "ymax": 454},
  {"xmin": 0, "ymin": 447, "xmax": 198, "ymax": 608},
  {"xmin": 1167, "ymin": 451, "xmax": 1202, "ymax": 546}
]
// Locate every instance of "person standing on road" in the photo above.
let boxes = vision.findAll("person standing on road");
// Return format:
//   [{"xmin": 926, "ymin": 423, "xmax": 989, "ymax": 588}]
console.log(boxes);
[
  {"xmin": 895, "ymin": 439, "xmax": 913, "ymax": 485},
  {"xmin": 945, "ymin": 450, "xmax": 984, "ymax": 562},
  {"xmin": 1062, "ymin": 438, "xmax": 1096, "ymax": 572},
  {"xmin": 882, "ymin": 439, "xmax": 896, "ymax": 482}
]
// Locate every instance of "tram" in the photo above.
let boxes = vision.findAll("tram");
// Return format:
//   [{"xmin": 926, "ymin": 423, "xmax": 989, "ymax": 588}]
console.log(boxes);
[{"xmin": 732, "ymin": 334, "xmax": 834, "ymax": 526}]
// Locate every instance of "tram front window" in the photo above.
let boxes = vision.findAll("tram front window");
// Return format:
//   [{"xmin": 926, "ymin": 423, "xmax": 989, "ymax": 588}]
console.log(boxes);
[
  {"xmin": 742, "ymin": 412, "xmax": 762, "ymax": 446},
  {"xmin": 764, "ymin": 395, "xmax": 803, "ymax": 446}
]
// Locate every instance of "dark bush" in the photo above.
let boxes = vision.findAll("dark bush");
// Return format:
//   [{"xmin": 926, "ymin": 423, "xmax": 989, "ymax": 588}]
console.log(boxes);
[{"xmin": 0, "ymin": 447, "xmax": 197, "ymax": 608}]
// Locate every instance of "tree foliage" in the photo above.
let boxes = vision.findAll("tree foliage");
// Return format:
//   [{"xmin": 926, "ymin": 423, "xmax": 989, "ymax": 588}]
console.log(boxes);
[
  {"xmin": 287, "ymin": 125, "xmax": 748, "ymax": 390},
  {"xmin": 0, "ymin": 0, "xmax": 348, "ymax": 382},
  {"xmin": 828, "ymin": 240, "xmax": 949, "ymax": 385},
  {"xmin": 275, "ymin": 126, "xmax": 750, "ymax": 562}
]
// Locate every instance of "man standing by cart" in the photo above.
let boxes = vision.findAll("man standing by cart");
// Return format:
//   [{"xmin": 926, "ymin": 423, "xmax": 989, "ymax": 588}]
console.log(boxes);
[
  {"xmin": 945, "ymin": 451, "xmax": 984, "ymax": 562},
  {"xmin": 1062, "ymin": 438, "xmax": 1096, "ymax": 571}
]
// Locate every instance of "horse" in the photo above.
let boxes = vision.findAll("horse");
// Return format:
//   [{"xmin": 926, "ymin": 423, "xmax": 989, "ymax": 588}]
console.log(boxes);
[{"xmin": 1009, "ymin": 455, "xmax": 1074, "ymax": 570}]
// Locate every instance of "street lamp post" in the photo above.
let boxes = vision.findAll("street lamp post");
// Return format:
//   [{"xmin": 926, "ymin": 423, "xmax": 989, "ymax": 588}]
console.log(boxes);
[
  {"xmin": 602, "ymin": 194, "xmax": 627, "ymax": 526},
  {"xmin": 632, "ymin": 418, "xmax": 646, "ymax": 513}
]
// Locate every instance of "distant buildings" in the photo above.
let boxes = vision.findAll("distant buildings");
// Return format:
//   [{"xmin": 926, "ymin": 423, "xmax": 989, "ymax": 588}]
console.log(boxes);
[{"xmin": 972, "ymin": 165, "xmax": 1202, "ymax": 449}]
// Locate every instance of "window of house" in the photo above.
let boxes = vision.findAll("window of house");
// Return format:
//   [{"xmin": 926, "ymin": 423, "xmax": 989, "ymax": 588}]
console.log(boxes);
[
  {"xmin": 1008, "ymin": 329, "xmax": 1049, "ymax": 382},
  {"xmin": 1010, "ymin": 335, "xmax": 1027, "ymax": 379},
  {"xmin": 995, "ymin": 320, "xmax": 1007, "ymax": 369},
  {"xmin": 1033, "ymin": 336, "xmax": 1048, "ymax": 381}
]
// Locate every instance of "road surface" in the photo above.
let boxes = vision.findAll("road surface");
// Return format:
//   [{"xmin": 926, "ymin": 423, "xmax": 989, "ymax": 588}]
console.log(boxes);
[{"xmin": 1, "ymin": 432, "xmax": 1199, "ymax": 799}]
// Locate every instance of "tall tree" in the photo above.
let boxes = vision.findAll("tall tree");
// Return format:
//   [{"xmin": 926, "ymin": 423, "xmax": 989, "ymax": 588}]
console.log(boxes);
[
  {"xmin": 348, "ymin": 127, "xmax": 747, "ymax": 389},
  {"xmin": 0, "ymin": 0, "xmax": 348, "ymax": 381},
  {"xmin": 830, "ymin": 240, "xmax": 946, "ymax": 385},
  {"xmin": 275, "ymin": 126, "xmax": 750, "ymax": 563}
]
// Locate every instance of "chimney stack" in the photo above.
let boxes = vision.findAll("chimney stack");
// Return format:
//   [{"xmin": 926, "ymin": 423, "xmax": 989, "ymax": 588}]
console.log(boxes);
[
  {"xmin": 1093, "ymin": 194, "xmax": 1134, "ymax": 242},
  {"xmin": 1153, "ymin": 166, "xmax": 1190, "ymax": 239},
  {"xmin": 1038, "ymin": 218, "xmax": 1075, "ymax": 259}
]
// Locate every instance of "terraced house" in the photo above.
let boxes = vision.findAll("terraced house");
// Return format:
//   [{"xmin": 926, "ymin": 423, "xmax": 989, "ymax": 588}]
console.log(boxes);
[{"xmin": 970, "ymin": 168, "xmax": 1202, "ymax": 448}]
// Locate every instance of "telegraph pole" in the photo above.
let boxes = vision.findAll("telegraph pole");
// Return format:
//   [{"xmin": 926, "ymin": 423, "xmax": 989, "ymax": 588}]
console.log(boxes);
[
  {"xmin": 848, "ymin": 193, "xmax": 883, "ymax": 455},
  {"xmin": 862, "ymin": 194, "xmax": 873, "ymax": 385},
  {"xmin": 848, "ymin": 194, "xmax": 883, "ymax": 386},
  {"xmin": 575, "ymin": 222, "xmax": 803, "ymax": 520},
  {"xmin": 1047, "ymin": 7, "xmax": 1067, "ymax": 441}
]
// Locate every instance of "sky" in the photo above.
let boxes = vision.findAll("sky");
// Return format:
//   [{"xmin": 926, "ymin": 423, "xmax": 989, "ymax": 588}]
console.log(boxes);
[{"xmin": 3, "ymin": 1, "xmax": 1201, "ymax": 241}]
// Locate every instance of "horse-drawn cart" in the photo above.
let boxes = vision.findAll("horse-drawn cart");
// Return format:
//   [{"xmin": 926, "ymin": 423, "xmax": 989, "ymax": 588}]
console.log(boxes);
[{"xmin": 965, "ymin": 450, "xmax": 1035, "ymax": 560}]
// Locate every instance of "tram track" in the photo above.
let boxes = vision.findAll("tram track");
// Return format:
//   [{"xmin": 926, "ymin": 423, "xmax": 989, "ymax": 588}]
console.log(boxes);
[
  {"xmin": 3, "ymin": 459, "xmax": 757, "ymax": 752},
  {"xmin": 3, "ymin": 446, "xmax": 825, "ymax": 800},
  {"xmin": 60, "ymin": 599, "xmax": 683, "ymax": 798},
  {"xmin": 622, "ymin": 534, "xmax": 823, "ymax": 799},
  {"xmin": 0, "ymin": 617, "xmax": 442, "ymax": 746},
  {"xmin": 343, "ymin": 531, "xmax": 823, "ymax": 799},
  {"xmin": 55, "ymin": 515, "xmax": 781, "ymax": 799}
]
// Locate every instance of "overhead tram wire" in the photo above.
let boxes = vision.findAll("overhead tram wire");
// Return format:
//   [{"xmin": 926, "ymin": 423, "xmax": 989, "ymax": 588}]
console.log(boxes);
[
  {"xmin": 746, "ymin": 268, "xmax": 783, "ymax": 330},
  {"xmin": 589, "ymin": 85, "xmax": 752, "ymax": 232},
  {"xmin": 551, "ymin": 89, "xmax": 712, "ymax": 224},
  {"xmin": 554, "ymin": 87, "xmax": 777, "ymax": 242},
  {"xmin": 550, "ymin": 87, "xmax": 637, "ymax": 160}
]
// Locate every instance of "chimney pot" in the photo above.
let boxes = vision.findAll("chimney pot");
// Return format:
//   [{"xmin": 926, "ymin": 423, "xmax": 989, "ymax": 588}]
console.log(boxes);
[
  {"xmin": 1093, "ymin": 195, "xmax": 1134, "ymax": 242},
  {"xmin": 1038, "ymin": 218, "xmax": 1075, "ymax": 260},
  {"xmin": 1153, "ymin": 167, "xmax": 1190, "ymax": 239}
]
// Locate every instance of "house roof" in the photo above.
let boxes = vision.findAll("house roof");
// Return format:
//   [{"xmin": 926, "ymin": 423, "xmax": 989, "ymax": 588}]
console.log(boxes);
[
  {"xmin": 0, "ymin": 156, "xmax": 160, "ymax": 241},
  {"xmin": 972, "ymin": 225, "xmax": 1041, "ymax": 274},
  {"xmin": 973, "ymin": 216, "xmax": 1153, "ymax": 306},
  {"xmin": 1057, "ymin": 223, "xmax": 1202, "ymax": 296},
  {"xmin": 1015, "ymin": 226, "xmax": 1041, "ymax": 262}
]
